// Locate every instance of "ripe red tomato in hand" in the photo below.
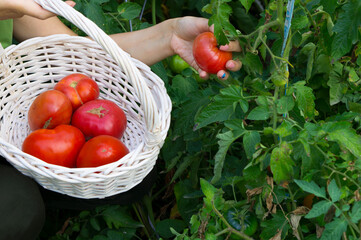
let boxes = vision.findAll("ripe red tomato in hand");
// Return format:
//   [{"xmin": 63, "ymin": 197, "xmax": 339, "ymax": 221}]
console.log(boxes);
[
  {"xmin": 22, "ymin": 125, "xmax": 85, "ymax": 168},
  {"xmin": 76, "ymin": 135, "xmax": 129, "ymax": 168},
  {"xmin": 71, "ymin": 99, "xmax": 127, "ymax": 139},
  {"xmin": 54, "ymin": 73, "xmax": 100, "ymax": 110},
  {"xmin": 28, "ymin": 90, "xmax": 73, "ymax": 131},
  {"xmin": 193, "ymin": 32, "xmax": 233, "ymax": 74}
]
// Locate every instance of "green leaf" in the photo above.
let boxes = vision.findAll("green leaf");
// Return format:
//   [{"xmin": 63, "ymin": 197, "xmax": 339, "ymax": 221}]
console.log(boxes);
[
  {"xmin": 243, "ymin": 131, "xmax": 261, "ymax": 159},
  {"xmin": 200, "ymin": 178, "xmax": 217, "ymax": 201},
  {"xmin": 260, "ymin": 213, "xmax": 289, "ymax": 240},
  {"xmin": 277, "ymin": 95, "xmax": 295, "ymax": 114},
  {"xmin": 326, "ymin": 122, "xmax": 361, "ymax": 157},
  {"xmin": 172, "ymin": 75, "xmax": 198, "ymax": 102},
  {"xmin": 85, "ymin": 2, "xmax": 106, "ymax": 29},
  {"xmin": 212, "ymin": 128, "xmax": 246, "ymax": 183},
  {"xmin": 305, "ymin": 200, "xmax": 333, "ymax": 219},
  {"xmin": 350, "ymin": 201, "xmax": 361, "ymax": 223},
  {"xmin": 243, "ymin": 52, "xmax": 263, "ymax": 75},
  {"xmin": 240, "ymin": 0, "xmax": 255, "ymax": 13},
  {"xmin": 294, "ymin": 179, "xmax": 326, "ymax": 198},
  {"xmin": 195, "ymin": 85, "xmax": 247, "ymax": 129},
  {"xmin": 321, "ymin": 0, "xmax": 338, "ymax": 14},
  {"xmin": 328, "ymin": 179, "xmax": 342, "ymax": 202},
  {"xmin": 274, "ymin": 121, "xmax": 293, "ymax": 138},
  {"xmin": 320, "ymin": 218, "xmax": 348, "ymax": 240},
  {"xmin": 270, "ymin": 142, "xmax": 294, "ymax": 184},
  {"xmin": 102, "ymin": 206, "xmax": 143, "ymax": 229},
  {"xmin": 327, "ymin": 62, "xmax": 347, "ymax": 105},
  {"xmin": 247, "ymin": 106, "xmax": 270, "ymax": 120},
  {"xmin": 331, "ymin": 0, "xmax": 361, "ymax": 59},
  {"xmin": 292, "ymin": 14, "xmax": 309, "ymax": 31},
  {"xmin": 117, "ymin": 2, "xmax": 142, "ymax": 20},
  {"xmin": 300, "ymin": 43, "xmax": 316, "ymax": 81},
  {"xmin": 294, "ymin": 82, "xmax": 315, "ymax": 120},
  {"xmin": 90, "ymin": 217, "xmax": 101, "ymax": 231},
  {"xmin": 207, "ymin": 2, "xmax": 237, "ymax": 46},
  {"xmin": 155, "ymin": 219, "xmax": 187, "ymax": 239}
]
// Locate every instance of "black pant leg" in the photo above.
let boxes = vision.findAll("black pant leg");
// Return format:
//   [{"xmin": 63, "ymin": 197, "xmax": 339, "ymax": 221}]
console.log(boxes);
[{"xmin": 0, "ymin": 163, "xmax": 46, "ymax": 240}]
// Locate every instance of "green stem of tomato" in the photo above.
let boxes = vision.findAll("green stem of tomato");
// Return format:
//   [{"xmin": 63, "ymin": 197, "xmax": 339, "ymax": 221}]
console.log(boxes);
[
  {"xmin": 151, "ymin": 0, "xmax": 156, "ymax": 25},
  {"xmin": 272, "ymin": 86, "xmax": 280, "ymax": 143}
]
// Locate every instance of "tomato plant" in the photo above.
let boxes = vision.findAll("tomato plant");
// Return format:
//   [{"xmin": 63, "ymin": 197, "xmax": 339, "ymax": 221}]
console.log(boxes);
[
  {"xmin": 192, "ymin": 32, "xmax": 232, "ymax": 74},
  {"xmin": 71, "ymin": 99, "xmax": 127, "ymax": 139},
  {"xmin": 76, "ymin": 135, "xmax": 129, "ymax": 168},
  {"xmin": 28, "ymin": 90, "xmax": 73, "ymax": 131},
  {"xmin": 226, "ymin": 210, "xmax": 258, "ymax": 237},
  {"xmin": 54, "ymin": 73, "xmax": 100, "ymax": 110},
  {"xmin": 169, "ymin": 55, "xmax": 190, "ymax": 74},
  {"xmin": 22, "ymin": 125, "xmax": 85, "ymax": 168}
]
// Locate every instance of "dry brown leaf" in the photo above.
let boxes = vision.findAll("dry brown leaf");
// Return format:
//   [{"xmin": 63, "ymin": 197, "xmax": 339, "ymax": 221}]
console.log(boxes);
[
  {"xmin": 354, "ymin": 189, "xmax": 360, "ymax": 201},
  {"xmin": 316, "ymin": 224, "xmax": 324, "ymax": 238},
  {"xmin": 246, "ymin": 186, "xmax": 263, "ymax": 202},
  {"xmin": 292, "ymin": 206, "xmax": 310, "ymax": 215},
  {"xmin": 270, "ymin": 229, "xmax": 282, "ymax": 240},
  {"xmin": 290, "ymin": 214, "xmax": 302, "ymax": 240},
  {"xmin": 266, "ymin": 193, "xmax": 273, "ymax": 211}
]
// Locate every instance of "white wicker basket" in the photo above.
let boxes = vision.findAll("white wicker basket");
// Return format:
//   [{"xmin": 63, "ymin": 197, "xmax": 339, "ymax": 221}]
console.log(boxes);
[{"xmin": 0, "ymin": 0, "xmax": 171, "ymax": 199}]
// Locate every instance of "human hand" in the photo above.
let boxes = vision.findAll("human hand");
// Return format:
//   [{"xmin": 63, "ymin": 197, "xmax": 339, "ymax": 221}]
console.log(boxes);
[
  {"xmin": 170, "ymin": 16, "xmax": 242, "ymax": 80},
  {"xmin": 0, "ymin": 0, "xmax": 75, "ymax": 20}
]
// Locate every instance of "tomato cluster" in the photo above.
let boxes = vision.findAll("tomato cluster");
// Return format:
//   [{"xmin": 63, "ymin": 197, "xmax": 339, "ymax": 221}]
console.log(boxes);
[{"xmin": 22, "ymin": 73, "xmax": 129, "ymax": 168}]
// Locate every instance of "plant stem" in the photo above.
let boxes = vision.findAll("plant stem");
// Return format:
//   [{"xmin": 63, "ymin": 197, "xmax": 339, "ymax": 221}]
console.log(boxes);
[
  {"xmin": 323, "ymin": 165, "xmax": 361, "ymax": 190},
  {"xmin": 272, "ymin": 86, "xmax": 280, "ymax": 143},
  {"xmin": 151, "ymin": 0, "xmax": 156, "ymax": 25}
]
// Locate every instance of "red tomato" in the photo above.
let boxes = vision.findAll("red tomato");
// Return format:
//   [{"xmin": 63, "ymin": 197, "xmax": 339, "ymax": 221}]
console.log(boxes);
[
  {"xmin": 22, "ymin": 125, "xmax": 85, "ymax": 168},
  {"xmin": 193, "ymin": 32, "xmax": 233, "ymax": 74},
  {"xmin": 54, "ymin": 73, "xmax": 100, "ymax": 110},
  {"xmin": 71, "ymin": 99, "xmax": 127, "ymax": 139},
  {"xmin": 76, "ymin": 135, "xmax": 129, "ymax": 168},
  {"xmin": 28, "ymin": 90, "xmax": 73, "ymax": 131}
]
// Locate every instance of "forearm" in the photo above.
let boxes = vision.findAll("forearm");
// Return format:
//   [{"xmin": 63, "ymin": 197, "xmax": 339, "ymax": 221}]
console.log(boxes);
[{"xmin": 110, "ymin": 19, "xmax": 176, "ymax": 65}]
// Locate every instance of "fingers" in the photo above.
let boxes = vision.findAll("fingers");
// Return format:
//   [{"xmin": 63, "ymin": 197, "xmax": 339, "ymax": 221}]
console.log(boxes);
[
  {"xmin": 21, "ymin": 1, "xmax": 76, "ymax": 20},
  {"xmin": 219, "ymin": 41, "xmax": 242, "ymax": 52}
]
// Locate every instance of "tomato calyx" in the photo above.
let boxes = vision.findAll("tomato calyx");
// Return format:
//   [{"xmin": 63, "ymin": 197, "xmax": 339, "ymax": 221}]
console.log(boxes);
[
  {"xmin": 69, "ymin": 81, "xmax": 78, "ymax": 88},
  {"xmin": 87, "ymin": 106, "xmax": 108, "ymax": 118}
]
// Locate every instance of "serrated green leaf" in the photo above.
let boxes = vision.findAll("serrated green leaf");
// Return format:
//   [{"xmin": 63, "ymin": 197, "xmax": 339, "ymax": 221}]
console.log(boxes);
[
  {"xmin": 320, "ymin": 218, "xmax": 348, "ymax": 240},
  {"xmin": 200, "ymin": 178, "xmax": 217, "ymax": 201},
  {"xmin": 327, "ymin": 62, "xmax": 347, "ymax": 105},
  {"xmin": 240, "ymin": 0, "xmax": 255, "ymax": 13},
  {"xmin": 212, "ymin": 128, "xmax": 246, "ymax": 183},
  {"xmin": 331, "ymin": 0, "xmax": 361, "ymax": 59},
  {"xmin": 208, "ymin": 3, "xmax": 237, "ymax": 46},
  {"xmin": 294, "ymin": 82, "xmax": 315, "ymax": 120},
  {"xmin": 292, "ymin": 14, "xmax": 309, "ymax": 31},
  {"xmin": 325, "ymin": 122, "xmax": 361, "ymax": 158},
  {"xmin": 328, "ymin": 179, "xmax": 342, "ymax": 202},
  {"xmin": 270, "ymin": 142, "xmax": 294, "ymax": 184},
  {"xmin": 85, "ymin": 2, "xmax": 105, "ymax": 29},
  {"xmin": 274, "ymin": 121, "xmax": 293, "ymax": 138},
  {"xmin": 103, "ymin": 206, "xmax": 143, "ymax": 229},
  {"xmin": 243, "ymin": 52, "xmax": 263, "ymax": 75},
  {"xmin": 247, "ymin": 106, "xmax": 270, "ymax": 120},
  {"xmin": 350, "ymin": 201, "xmax": 361, "ymax": 223},
  {"xmin": 300, "ymin": 43, "xmax": 316, "ymax": 81},
  {"xmin": 305, "ymin": 200, "xmax": 333, "ymax": 219},
  {"xmin": 321, "ymin": 0, "xmax": 338, "ymax": 14},
  {"xmin": 243, "ymin": 131, "xmax": 260, "ymax": 159},
  {"xmin": 117, "ymin": 2, "xmax": 142, "ymax": 20},
  {"xmin": 195, "ymin": 85, "xmax": 247, "ymax": 129},
  {"xmin": 277, "ymin": 95, "xmax": 295, "ymax": 114},
  {"xmin": 294, "ymin": 179, "xmax": 326, "ymax": 198}
]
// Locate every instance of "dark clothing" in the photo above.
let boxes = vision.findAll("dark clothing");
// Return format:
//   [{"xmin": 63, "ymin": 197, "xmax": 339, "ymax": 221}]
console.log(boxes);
[
  {"xmin": 0, "ymin": 164, "xmax": 46, "ymax": 240},
  {"xmin": 0, "ymin": 157, "xmax": 156, "ymax": 239}
]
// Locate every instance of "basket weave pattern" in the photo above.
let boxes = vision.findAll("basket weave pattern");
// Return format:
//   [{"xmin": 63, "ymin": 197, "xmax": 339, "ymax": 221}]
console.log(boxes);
[{"xmin": 0, "ymin": 1, "xmax": 171, "ymax": 199}]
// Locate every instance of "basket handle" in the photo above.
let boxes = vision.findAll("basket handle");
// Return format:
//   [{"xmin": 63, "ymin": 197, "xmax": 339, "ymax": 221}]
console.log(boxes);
[{"xmin": 34, "ymin": 0, "xmax": 160, "ymax": 133}]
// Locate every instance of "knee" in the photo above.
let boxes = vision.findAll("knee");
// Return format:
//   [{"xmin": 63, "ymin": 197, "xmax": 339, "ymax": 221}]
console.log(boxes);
[{"xmin": 0, "ymin": 165, "xmax": 46, "ymax": 240}]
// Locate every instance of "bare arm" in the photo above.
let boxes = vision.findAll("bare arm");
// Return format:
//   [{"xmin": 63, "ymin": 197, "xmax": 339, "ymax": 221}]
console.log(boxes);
[{"xmin": 13, "ymin": 14, "xmax": 241, "ymax": 79}]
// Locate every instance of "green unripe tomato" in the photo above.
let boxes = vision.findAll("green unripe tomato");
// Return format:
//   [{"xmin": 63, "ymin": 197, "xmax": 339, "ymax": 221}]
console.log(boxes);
[
  {"xmin": 226, "ymin": 210, "xmax": 258, "ymax": 236},
  {"xmin": 169, "ymin": 55, "xmax": 190, "ymax": 73}
]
